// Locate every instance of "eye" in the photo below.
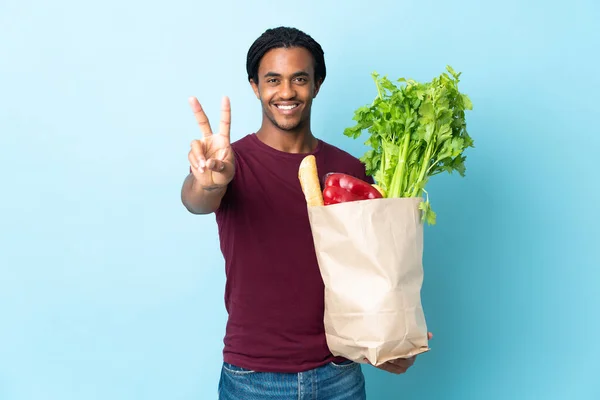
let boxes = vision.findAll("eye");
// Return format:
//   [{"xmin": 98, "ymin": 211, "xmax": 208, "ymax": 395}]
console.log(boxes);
[{"xmin": 266, "ymin": 78, "xmax": 279, "ymax": 84}]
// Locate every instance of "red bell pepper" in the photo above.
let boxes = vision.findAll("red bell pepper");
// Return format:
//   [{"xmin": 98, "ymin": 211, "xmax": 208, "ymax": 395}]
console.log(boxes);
[{"xmin": 322, "ymin": 173, "xmax": 382, "ymax": 205}]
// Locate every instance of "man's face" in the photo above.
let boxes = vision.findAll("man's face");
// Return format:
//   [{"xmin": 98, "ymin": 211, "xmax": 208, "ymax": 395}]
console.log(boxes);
[{"xmin": 250, "ymin": 46, "xmax": 322, "ymax": 133}]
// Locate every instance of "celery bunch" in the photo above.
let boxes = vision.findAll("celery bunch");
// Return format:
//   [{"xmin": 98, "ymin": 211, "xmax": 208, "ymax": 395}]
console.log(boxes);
[{"xmin": 344, "ymin": 66, "xmax": 474, "ymax": 225}]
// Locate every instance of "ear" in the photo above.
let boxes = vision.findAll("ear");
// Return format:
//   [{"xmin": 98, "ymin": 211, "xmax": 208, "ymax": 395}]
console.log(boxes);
[
  {"xmin": 249, "ymin": 79, "xmax": 260, "ymax": 99},
  {"xmin": 313, "ymin": 78, "xmax": 323, "ymax": 98}
]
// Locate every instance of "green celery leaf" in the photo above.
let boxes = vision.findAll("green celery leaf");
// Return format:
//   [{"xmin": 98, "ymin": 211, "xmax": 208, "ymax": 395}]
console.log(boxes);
[
  {"xmin": 419, "ymin": 102, "xmax": 435, "ymax": 121},
  {"xmin": 419, "ymin": 200, "xmax": 437, "ymax": 225},
  {"xmin": 461, "ymin": 94, "xmax": 473, "ymax": 110}
]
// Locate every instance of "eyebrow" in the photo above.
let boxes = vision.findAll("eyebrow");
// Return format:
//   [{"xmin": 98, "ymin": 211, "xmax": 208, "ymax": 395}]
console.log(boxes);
[{"xmin": 263, "ymin": 71, "xmax": 310, "ymax": 78}]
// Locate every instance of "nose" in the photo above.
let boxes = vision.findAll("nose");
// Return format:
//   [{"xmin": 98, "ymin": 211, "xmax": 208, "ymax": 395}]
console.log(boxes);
[{"xmin": 279, "ymin": 80, "xmax": 296, "ymax": 99}]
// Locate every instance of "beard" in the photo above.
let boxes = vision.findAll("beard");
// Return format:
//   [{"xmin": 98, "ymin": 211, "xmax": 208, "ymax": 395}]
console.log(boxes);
[
  {"xmin": 267, "ymin": 114, "xmax": 303, "ymax": 131},
  {"xmin": 263, "ymin": 105, "xmax": 307, "ymax": 132}
]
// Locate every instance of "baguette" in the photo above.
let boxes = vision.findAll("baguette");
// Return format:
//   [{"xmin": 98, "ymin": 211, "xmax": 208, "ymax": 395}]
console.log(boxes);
[{"xmin": 298, "ymin": 155, "xmax": 324, "ymax": 207}]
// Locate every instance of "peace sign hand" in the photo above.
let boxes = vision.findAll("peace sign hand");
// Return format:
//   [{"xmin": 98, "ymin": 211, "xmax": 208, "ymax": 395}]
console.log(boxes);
[{"xmin": 188, "ymin": 96, "xmax": 235, "ymax": 190}]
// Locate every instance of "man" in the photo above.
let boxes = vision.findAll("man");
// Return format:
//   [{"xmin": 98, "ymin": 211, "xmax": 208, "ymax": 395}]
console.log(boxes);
[{"xmin": 181, "ymin": 26, "xmax": 432, "ymax": 399}]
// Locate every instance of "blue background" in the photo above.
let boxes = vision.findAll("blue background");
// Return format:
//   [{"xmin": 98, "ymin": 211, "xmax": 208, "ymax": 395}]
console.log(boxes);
[{"xmin": 1, "ymin": 0, "xmax": 599, "ymax": 399}]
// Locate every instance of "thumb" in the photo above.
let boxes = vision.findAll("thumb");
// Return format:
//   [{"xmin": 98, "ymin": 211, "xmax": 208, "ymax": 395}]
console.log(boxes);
[{"xmin": 205, "ymin": 158, "xmax": 226, "ymax": 173}]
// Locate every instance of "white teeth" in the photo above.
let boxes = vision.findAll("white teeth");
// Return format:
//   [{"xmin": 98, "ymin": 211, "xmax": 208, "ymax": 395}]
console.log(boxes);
[{"xmin": 276, "ymin": 104, "xmax": 298, "ymax": 110}]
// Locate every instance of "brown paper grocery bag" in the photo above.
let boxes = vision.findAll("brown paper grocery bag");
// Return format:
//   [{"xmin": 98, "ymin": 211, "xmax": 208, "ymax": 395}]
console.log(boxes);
[{"xmin": 307, "ymin": 197, "xmax": 430, "ymax": 366}]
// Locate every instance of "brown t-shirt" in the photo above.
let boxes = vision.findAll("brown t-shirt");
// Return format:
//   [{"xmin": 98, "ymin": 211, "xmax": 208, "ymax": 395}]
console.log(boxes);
[{"xmin": 215, "ymin": 133, "xmax": 372, "ymax": 373}]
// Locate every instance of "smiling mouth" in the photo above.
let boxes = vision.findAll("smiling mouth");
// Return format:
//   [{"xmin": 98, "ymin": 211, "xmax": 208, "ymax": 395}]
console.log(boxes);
[{"xmin": 274, "ymin": 104, "xmax": 300, "ymax": 110}]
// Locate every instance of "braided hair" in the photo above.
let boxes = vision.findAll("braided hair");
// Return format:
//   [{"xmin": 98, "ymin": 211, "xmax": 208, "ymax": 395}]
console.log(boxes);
[{"xmin": 246, "ymin": 27, "xmax": 326, "ymax": 84}]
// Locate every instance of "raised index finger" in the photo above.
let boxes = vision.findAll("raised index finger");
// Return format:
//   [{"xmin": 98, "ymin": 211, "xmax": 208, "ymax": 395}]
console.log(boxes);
[
  {"xmin": 219, "ymin": 96, "xmax": 231, "ymax": 139},
  {"xmin": 188, "ymin": 96, "xmax": 212, "ymax": 137}
]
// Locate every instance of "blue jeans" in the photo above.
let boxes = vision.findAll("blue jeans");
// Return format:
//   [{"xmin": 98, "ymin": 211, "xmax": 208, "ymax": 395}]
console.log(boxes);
[{"xmin": 218, "ymin": 360, "xmax": 366, "ymax": 399}]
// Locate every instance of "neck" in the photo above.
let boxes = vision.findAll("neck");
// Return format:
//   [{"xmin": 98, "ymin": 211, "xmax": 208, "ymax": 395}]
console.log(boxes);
[{"xmin": 255, "ymin": 122, "xmax": 318, "ymax": 154}]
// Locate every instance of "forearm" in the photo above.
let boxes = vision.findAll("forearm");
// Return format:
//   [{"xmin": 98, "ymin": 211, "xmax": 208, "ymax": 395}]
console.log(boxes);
[{"xmin": 181, "ymin": 173, "xmax": 227, "ymax": 214}]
